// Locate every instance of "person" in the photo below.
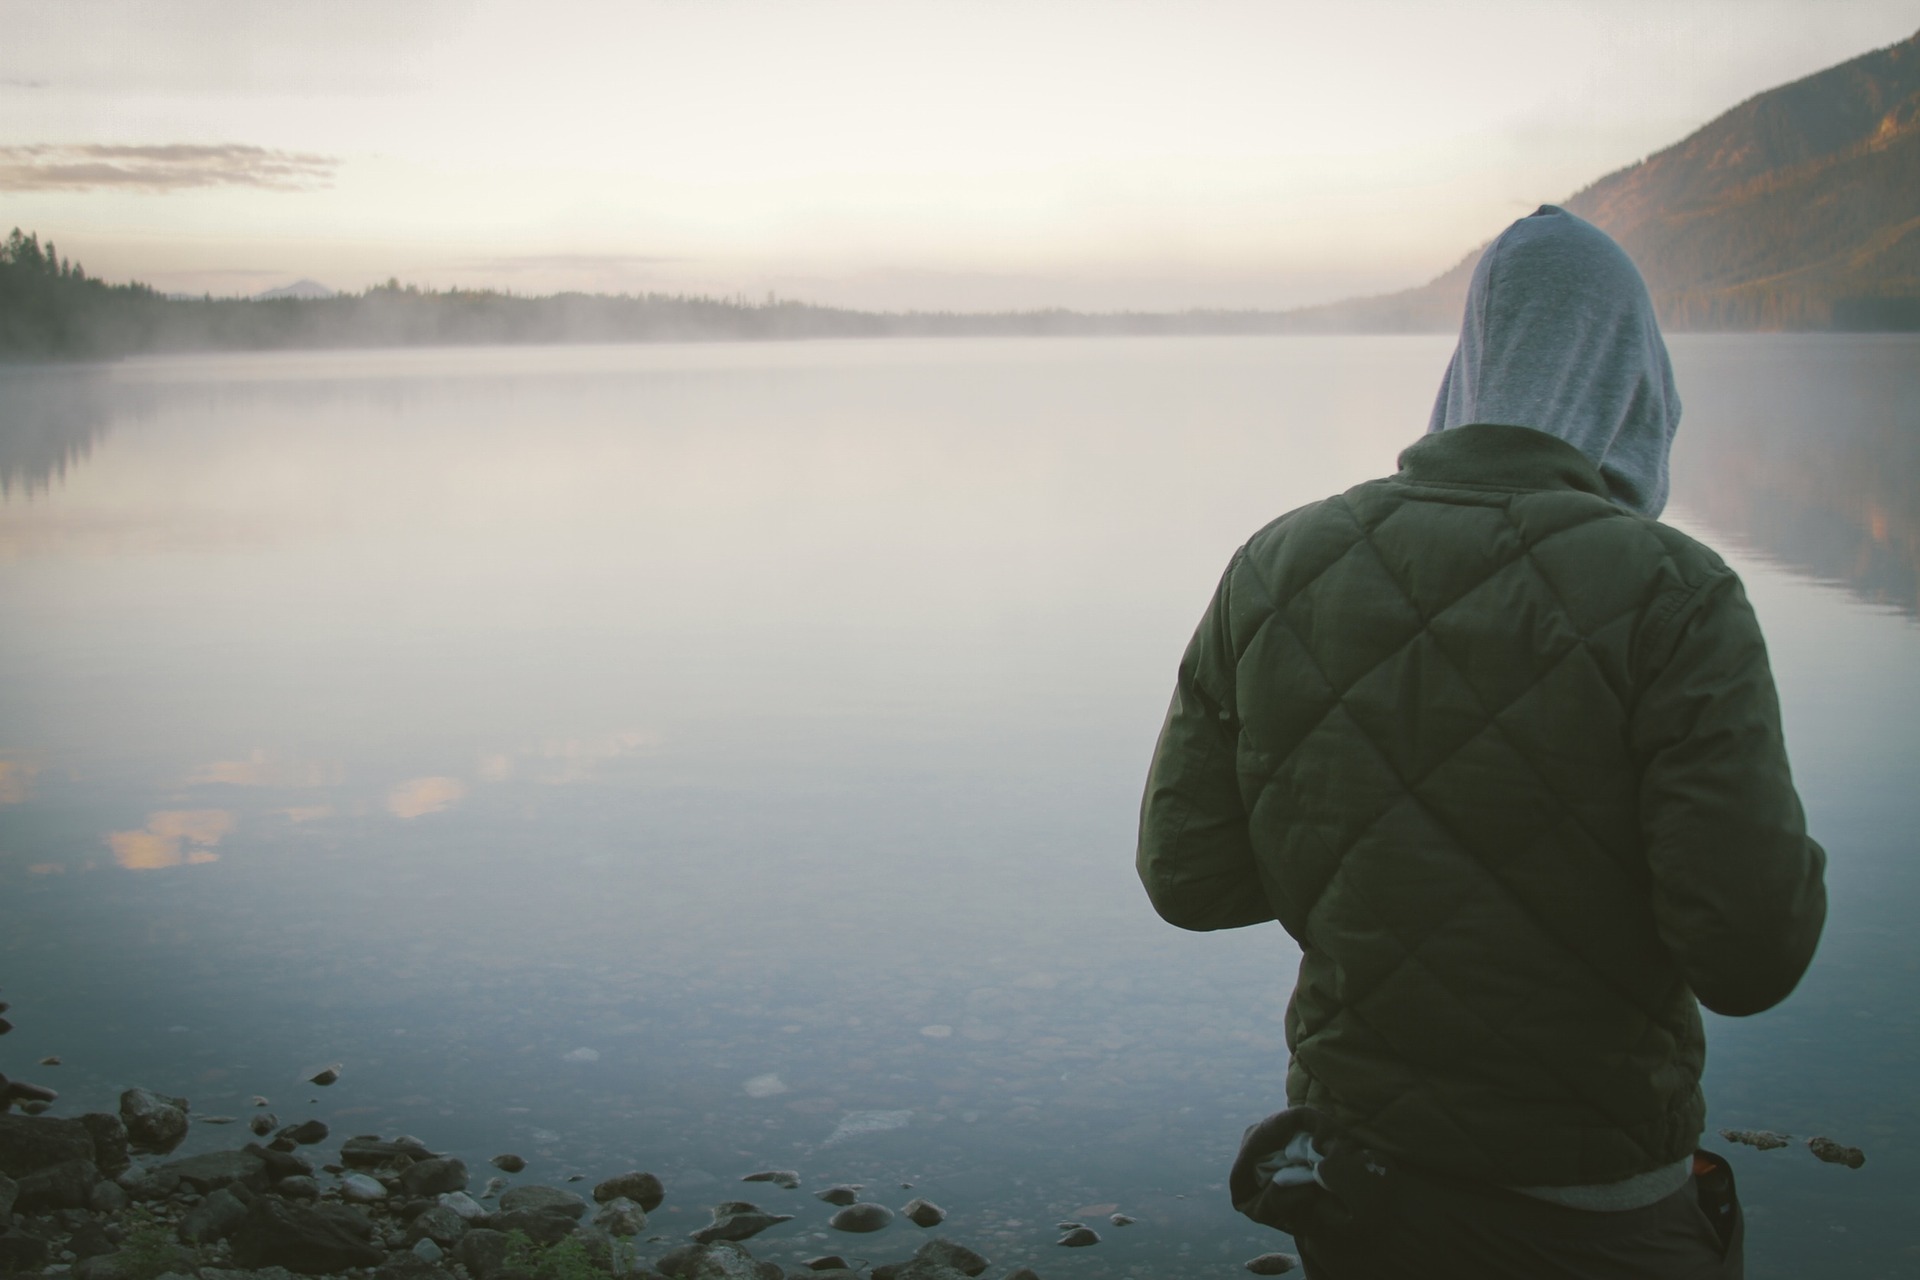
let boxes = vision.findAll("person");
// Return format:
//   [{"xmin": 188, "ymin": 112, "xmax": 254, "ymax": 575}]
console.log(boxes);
[{"xmin": 1135, "ymin": 206, "xmax": 1827, "ymax": 1278}]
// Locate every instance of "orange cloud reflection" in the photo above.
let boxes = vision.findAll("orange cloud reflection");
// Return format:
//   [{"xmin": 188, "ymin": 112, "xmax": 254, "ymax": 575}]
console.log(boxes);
[
  {"xmin": 0, "ymin": 758, "xmax": 39, "ymax": 806},
  {"xmin": 191, "ymin": 750, "xmax": 339, "ymax": 788},
  {"xmin": 386, "ymin": 776, "xmax": 467, "ymax": 819},
  {"xmin": 107, "ymin": 809, "xmax": 235, "ymax": 870}
]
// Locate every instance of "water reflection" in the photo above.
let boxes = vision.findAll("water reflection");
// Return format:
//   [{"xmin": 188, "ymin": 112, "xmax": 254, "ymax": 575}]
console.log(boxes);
[
  {"xmin": 1668, "ymin": 335, "xmax": 1920, "ymax": 617},
  {"xmin": 385, "ymin": 776, "xmax": 467, "ymax": 819},
  {"xmin": 106, "ymin": 808, "xmax": 234, "ymax": 869},
  {"xmin": 0, "ymin": 366, "xmax": 120, "ymax": 497}
]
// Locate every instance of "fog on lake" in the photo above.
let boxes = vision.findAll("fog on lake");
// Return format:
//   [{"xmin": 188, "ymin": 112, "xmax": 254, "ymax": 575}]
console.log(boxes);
[{"xmin": 1, "ymin": 334, "xmax": 1915, "ymax": 1278}]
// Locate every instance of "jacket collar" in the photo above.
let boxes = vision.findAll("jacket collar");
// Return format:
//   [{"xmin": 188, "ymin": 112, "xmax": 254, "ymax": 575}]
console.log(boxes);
[{"xmin": 1395, "ymin": 423, "xmax": 1612, "ymax": 500}]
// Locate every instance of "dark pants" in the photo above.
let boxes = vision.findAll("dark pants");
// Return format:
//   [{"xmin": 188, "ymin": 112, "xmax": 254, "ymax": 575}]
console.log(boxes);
[{"xmin": 1297, "ymin": 1167, "xmax": 1743, "ymax": 1280}]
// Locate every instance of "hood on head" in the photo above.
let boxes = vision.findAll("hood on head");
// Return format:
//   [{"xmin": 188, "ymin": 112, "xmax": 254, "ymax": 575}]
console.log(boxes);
[{"xmin": 1427, "ymin": 206, "xmax": 1680, "ymax": 517}]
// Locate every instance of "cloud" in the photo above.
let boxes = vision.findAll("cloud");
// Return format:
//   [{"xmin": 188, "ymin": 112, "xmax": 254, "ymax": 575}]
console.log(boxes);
[
  {"xmin": 459, "ymin": 253, "xmax": 684, "ymax": 274},
  {"xmin": 108, "ymin": 809, "xmax": 234, "ymax": 871},
  {"xmin": 387, "ymin": 776, "xmax": 467, "ymax": 819},
  {"xmin": 0, "ymin": 144, "xmax": 337, "ymax": 193}
]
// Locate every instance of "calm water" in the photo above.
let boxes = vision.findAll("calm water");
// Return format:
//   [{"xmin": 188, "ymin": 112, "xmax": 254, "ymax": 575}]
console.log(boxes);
[{"xmin": 1, "ymin": 335, "xmax": 1915, "ymax": 1278}]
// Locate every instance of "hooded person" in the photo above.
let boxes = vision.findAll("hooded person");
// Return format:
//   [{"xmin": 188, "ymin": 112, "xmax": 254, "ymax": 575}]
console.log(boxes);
[{"xmin": 1136, "ymin": 207, "xmax": 1826, "ymax": 1278}]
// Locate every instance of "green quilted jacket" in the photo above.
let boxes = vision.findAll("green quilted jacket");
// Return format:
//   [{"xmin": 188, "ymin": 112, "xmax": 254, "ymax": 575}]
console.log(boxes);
[{"xmin": 1138, "ymin": 423, "xmax": 1828, "ymax": 1188}]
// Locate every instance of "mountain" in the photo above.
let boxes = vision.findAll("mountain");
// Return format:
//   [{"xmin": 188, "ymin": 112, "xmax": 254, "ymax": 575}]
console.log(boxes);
[
  {"xmin": 254, "ymin": 279, "xmax": 336, "ymax": 300},
  {"xmin": 1291, "ymin": 27, "xmax": 1920, "ymax": 332}
]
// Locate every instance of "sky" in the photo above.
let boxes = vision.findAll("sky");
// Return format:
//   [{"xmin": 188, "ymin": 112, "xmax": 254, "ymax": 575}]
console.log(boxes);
[{"xmin": 1, "ymin": 0, "xmax": 1915, "ymax": 311}]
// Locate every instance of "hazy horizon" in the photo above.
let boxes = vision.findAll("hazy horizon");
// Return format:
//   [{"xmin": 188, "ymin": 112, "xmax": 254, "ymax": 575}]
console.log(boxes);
[{"xmin": 2, "ymin": 0, "xmax": 1916, "ymax": 310}]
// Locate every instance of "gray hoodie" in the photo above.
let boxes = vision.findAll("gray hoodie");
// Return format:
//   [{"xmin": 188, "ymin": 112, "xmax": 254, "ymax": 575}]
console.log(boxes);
[{"xmin": 1427, "ymin": 206, "xmax": 1680, "ymax": 518}]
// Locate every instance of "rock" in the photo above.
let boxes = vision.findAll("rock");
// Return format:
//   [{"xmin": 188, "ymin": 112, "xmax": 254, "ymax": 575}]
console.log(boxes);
[
  {"xmin": 405, "ymin": 1204, "xmax": 468, "ymax": 1247},
  {"xmin": 229, "ymin": 1196, "xmax": 386, "ymax": 1274},
  {"xmin": 250, "ymin": 1143, "xmax": 315, "ymax": 1184},
  {"xmin": 670, "ymin": 1240, "xmax": 783, "ymax": 1280},
  {"xmin": 399, "ymin": 1157, "xmax": 468, "ymax": 1197},
  {"xmin": 912, "ymin": 1239, "xmax": 989, "ymax": 1276},
  {"xmin": 410, "ymin": 1236, "xmax": 445, "ymax": 1263},
  {"xmin": 119, "ymin": 1088, "xmax": 190, "ymax": 1155},
  {"xmin": 1003, "ymin": 1270, "xmax": 1043, "ymax": 1280},
  {"xmin": 1056, "ymin": 1227, "xmax": 1099, "ymax": 1247},
  {"xmin": 901, "ymin": 1197, "xmax": 946, "ymax": 1227},
  {"xmin": 0, "ymin": 1233, "xmax": 49, "ymax": 1273},
  {"xmin": 0, "ymin": 1113, "xmax": 95, "ymax": 1177},
  {"xmin": 485, "ymin": 1208, "xmax": 575, "ymax": 1245},
  {"xmin": 67, "ymin": 1217, "xmax": 115, "ymax": 1261},
  {"xmin": 1245, "ymin": 1252, "xmax": 1300, "ymax": 1275},
  {"xmin": 740, "ymin": 1169, "xmax": 799, "ymax": 1189},
  {"xmin": 498, "ymin": 1183, "xmax": 588, "ymax": 1219},
  {"xmin": 78, "ymin": 1112, "xmax": 131, "ymax": 1178},
  {"xmin": 814, "ymin": 1184, "xmax": 861, "ymax": 1206},
  {"xmin": 593, "ymin": 1194, "xmax": 647, "ymax": 1236},
  {"xmin": 829, "ymin": 1202, "xmax": 894, "ymax": 1233},
  {"xmin": 156, "ymin": 1148, "xmax": 269, "ymax": 1194},
  {"xmin": 341, "ymin": 1172, "xmax": 389, "ymax": 1202},
  {"xmin": 87, "ymin": 1178, "xmax": 127, "ymax": 1215},
  {"xmin": 276, "ymin": 1175, "xmax": 320, "ymax": 1201},
  {"xmin": 887, "ymin": 1262, "xmax": 973, "ymax": 1280},
  {"xmin": 307, "ymin": 1065, "xmax": 341, "ymax": 1086},
  {"xmin": 1808, "ymin": 1136, "xmax": 1866, "ymax": 1168},
  {"xmin": 341, "ymin": 1134, "xmax": 439, "ymax": 1169},
  {"xmin": 1719, "ymin": 1128, "xmax": 1791, "ymax": 1151},
  {"xmin": 15, "ymin": 1157, "xmax": 99, "ymax": 1211},
  {"xmin": 1110, "ymin": 1212, "xmax": 1136, "ymax": 1226},
  {"xmin": 454, "ymin": 1227, "xmax": 512, "ymax": 1280},
  {"xmin": 690, "ymin": 1201, "xmax": 792, "ymax": 1244},
  {"xmin": 279, "ymin": 1119, "xmax": 329, "ymax": 1146},
  {"xmin": 437, "ymin": 1190, "xmax": 487, "ymax": 1221},
  {"xmin": 250, "ymin": 1112, "xmax": 279, "ymax": 1136},
  {"xmin": 0, "ymin": 1172, "xmax": 14, "ymax": 1218},
  {"xmin": 801, "ymin": 1257, "xmax": 852, "ymax": 1271},
  {"xmin": 489, "ymin": 1153, "xmax": 526, "ymax": 1173},
  {"xmin": 593, "ymin": 1169, "xmax": 664, "ymax": 1210},
  {"xmin": 480, "ymin": 1176, "xmax": 508, "ymax": 1199},
  {"xmin": 178, "ymin": 1186, "xmax": 250, "ymax": 1244}
]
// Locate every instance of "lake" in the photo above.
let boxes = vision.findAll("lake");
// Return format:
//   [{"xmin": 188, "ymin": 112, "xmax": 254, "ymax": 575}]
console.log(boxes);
[{"xmin": 1, "ymin": 334, "xmax": 1915, "ymax": 1278}]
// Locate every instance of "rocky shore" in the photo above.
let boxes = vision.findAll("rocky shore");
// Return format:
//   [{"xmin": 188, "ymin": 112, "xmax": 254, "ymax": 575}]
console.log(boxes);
[{"xmin": 0, "ymin": 1086, "xmax": 1186, "ymax": 1280}]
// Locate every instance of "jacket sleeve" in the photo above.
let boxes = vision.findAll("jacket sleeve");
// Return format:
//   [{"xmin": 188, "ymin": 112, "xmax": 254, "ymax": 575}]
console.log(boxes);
[
  {"xmin": 1136, "ymin": 553, "xmax": 1275, "ymax": 931},
  {"xmin": 1633, "ymin": 571, "xmax": 1827, "ymax": 1017}
]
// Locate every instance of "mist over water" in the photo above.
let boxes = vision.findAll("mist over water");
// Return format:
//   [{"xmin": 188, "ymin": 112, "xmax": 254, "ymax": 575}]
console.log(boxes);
[{"xmin": 1, "ymin": 335, "xmax": 1915, "ymax": 1278}]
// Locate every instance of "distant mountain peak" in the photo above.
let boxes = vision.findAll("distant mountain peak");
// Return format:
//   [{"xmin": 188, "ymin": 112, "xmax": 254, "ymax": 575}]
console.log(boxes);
[{"xmin": 255, "ymin": 278, "xmax": 335, "ymax": 301}]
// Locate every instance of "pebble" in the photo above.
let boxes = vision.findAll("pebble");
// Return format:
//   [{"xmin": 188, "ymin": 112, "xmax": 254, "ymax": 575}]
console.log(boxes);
[
  {"xmin": 1057, "ymin": 1227, "xmax": 1100, "ymax": 1247},
  {"xmin": 741, "ymin": 1169, "xmax": 800, "ymax": 1189},
  {"xmin": 802, "ymin": 1257, "xmax": 852, "ymax": 1272},
  {"xmin": 1110, "ymin": 1212, "xmax": 1136, "ymax": 1226},
  {"xmin": 37, "ymin": 1056, "xmax": 60, "ymax": 1066},
  {"xmin": 1246, "ymin": 1252, "xmax": 1301, "ymax": 1275},
  {"xmin": 1807, "ymin": 1136, "xmax": 1866, "ymax": 1168},
  {"xmin": 306, "ymin": 1065, "xmax": 341, "ymax": 1087},
  {"xmin": 491, "ymin": 1154, "xmax": 527, "ymax": 1173},
  {"xmin": 249, "ymin": 1112, "xmax": 278, "ymax": 1136},
  {"xmin": 828, "ymin": 1202, "xmax": 894, "ymax": 1233},
  {"xmin": 249, "ymin": 1096, "xmax": 271, "ymax": 1107},
  {"xmin": 481, "ymin": 1176, "xmax": 509, "ymax": 1199},
  {"xmin": 815, "ymin": 1184, "xmax": 862, "ymax": 1206}
]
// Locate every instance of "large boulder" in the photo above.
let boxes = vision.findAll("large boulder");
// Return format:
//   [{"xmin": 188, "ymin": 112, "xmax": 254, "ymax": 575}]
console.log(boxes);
[
  {"xmin": 119, "ymin": 1088, "xmax": 190, "ymax": 1155},
  {"xmin": 13, "ymin": 1158, "xmax": 99, "ymax": 1212},
  {"xmin": 0, "ymin": 1114, "xmax": 94, "ymax": 1177},
  {"xmin": 229, "ymin": 1196, "xmax": 385, "ymax": 1274}
]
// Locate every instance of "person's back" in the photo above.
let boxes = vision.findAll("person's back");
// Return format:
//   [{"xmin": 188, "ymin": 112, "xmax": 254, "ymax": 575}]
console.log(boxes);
[{"xmin": 1137, "ymin": 207, "xmax": 1826, "ymax": 1277}]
